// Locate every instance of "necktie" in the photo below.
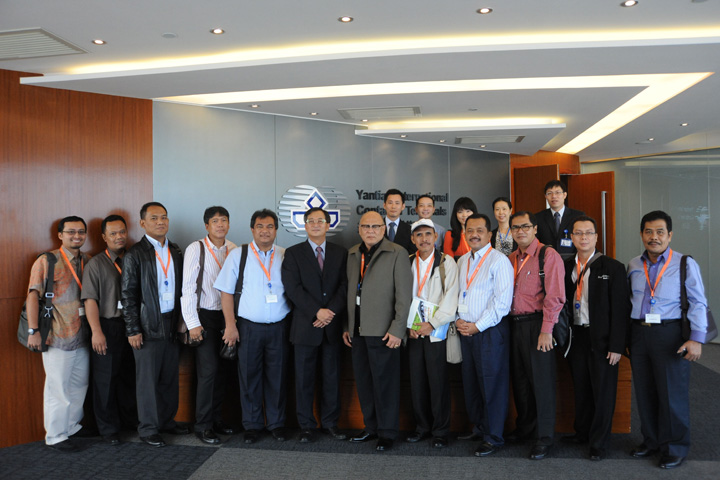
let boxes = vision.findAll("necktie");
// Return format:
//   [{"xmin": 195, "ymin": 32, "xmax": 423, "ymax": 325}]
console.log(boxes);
[
  {"xmin": 316, "ymin": 246, "xmax": 324, "ymax": 271},
  {"xmin": 115, "ymin": 256, "xmax": 123, "ymax": 269},
  {"xmin": 554, "ymin": 211, "xmax": 561, "ymax": 233},
  {"xmin": 388, "ymin": 222, "xmax": 396, "ymax": 242}
]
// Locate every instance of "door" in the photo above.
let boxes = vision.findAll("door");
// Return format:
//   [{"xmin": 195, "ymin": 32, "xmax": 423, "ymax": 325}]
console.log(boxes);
[
  {"xmin": 566, "ymin": 172, "xmax": 615, "ymax": 258},
  {"xmin": 512, "ymin": 164, "xmax": 558, "ymax": 213}
]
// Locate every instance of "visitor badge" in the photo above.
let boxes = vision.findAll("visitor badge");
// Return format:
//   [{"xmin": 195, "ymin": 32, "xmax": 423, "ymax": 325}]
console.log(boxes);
[
  {"xmin": 79, "ymin": 306, "xmax": 85, "ymax": 316},
  {"xmin": 356, "ymin": 295, "xmax": 361, "ymax": 306},
  {"xmin": 458, "ymin": 304, "xmax": 469, "ymax": 314},
  {"xmin": 266, "ymin": 294, "xmax": 278, "ymax": 304},
  {"xmin": 560, "ymin": 238, "xmax": 573, "ymax": 248},
  {"xmin": 117, "ymin": 301, "xmax": 123, "ymax": 310},
  {"xmin": 162, "ymin": 292, "xmax": 174, "ymax": 301},
  {"xmin": 644, "ymin": 313, "xmax": 661, "ymax": 324}
]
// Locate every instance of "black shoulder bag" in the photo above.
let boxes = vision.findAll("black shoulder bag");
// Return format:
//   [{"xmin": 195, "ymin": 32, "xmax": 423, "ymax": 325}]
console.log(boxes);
[
  {"xmin": 18, "ymin": 253, "xmax": 57, "ymax": 352},
  {"xmin": 539, "ymin": 245, "xmax": 572, "ymax": 356},
  {"xmin": 680, "ymin": 255, "xmax": 718, "ymax": 343}
]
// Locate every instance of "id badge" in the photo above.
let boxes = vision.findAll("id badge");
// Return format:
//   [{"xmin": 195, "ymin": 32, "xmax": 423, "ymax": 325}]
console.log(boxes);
[
  {"xmin": 117, "ymin": 300, "xmax": 123, "ymax": 310},
  {"xmin": 458, "ymin": 304, "xmax": 469, "ymax": 314},
  {"xmin": 645, "ymin": 313, "xmax": 661, "ymax": 324},
  {"xmin": 78, "ymin": 306, "xmax": 85, "ymax": 316},
  {"xmin": 356, "ymin": 295, "xmax": 361, "ymax": 306},
  {"xmin": 266, "ymin": 294, "xmax": 278, "ymax": 304},
  {"xmin": 162, "ymin": 291, "xmax": 174, "ymax": 301},
  {"xmin": 560, "ymin": 238, "xmax": 573, "ymax": 248}
]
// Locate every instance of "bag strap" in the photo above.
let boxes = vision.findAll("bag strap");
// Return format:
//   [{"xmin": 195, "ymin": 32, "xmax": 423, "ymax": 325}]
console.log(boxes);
[
  {"xmin": 195, "ymin": 240, "xmax": 205, "ymax": 312},
  {"xmin": 41, "ymin": 252, "xmax": 57, "ymax": 319},
  {"xmin": 233, "ymin": 244, "xmax": 249, "ymax": 319},
  {"xmin": 538, "ymin": 245, "xmax": 549, "ymax": 293},
  {"xmin": 680, "ymin": 254, "xmax": 690, "ymax": 318},
  {"xmin": 438, "ymin": 253, "xmax": 447, "ymax": 295}
]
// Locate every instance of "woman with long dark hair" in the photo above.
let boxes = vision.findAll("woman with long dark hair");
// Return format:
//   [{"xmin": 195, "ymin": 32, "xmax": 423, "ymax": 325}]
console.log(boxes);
[
  {"xmin": 443, "ymin": 197, "xmax": 477, "ymax": 260},
  {"xmin": 490, "ymin": 196, "xmax": 517, "ymax": 256}
]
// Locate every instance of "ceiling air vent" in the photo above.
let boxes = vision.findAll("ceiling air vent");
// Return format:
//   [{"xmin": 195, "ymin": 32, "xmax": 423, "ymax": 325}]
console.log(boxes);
[
  {"xmin": 338, "ymin": 106, "xmax": 421, "ymax": 121},
  {"xmin": 454, "ymin": 135, "xmax": 525, "ymax": 145},
  {"xmin": 0, "ymin": 28, "xmax": 86, "ymax": 61}
]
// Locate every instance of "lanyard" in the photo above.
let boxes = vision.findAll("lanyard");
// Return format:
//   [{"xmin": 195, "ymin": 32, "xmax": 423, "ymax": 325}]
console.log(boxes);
[
  {"xmin": 250, "ymin": 243, "xmax": 274, "ymax": 288},
  {"xmin": 415, "ymin": 253, "xmax": 434, "ymax": 297},
  {"xmin": 105, "ymin": 249, "xmax": 121, "ymax": 274},
  {"xmin": 466, "ymin": 247, "xmax": 493, "ymax": 289},
  {"xmin": 643, "ymin": 249, "xmax": 673, "ymax": 303},
  {"xmin": 574, "ymin": 254, "xmax": 593, "ymax": 303},
  {"xmin": 513, "ymin": 253, "xmax": 529, "ymax": 281},
  {"xmin": 154, "ymin": 247, "xmax": 172, "ymax": 285},
  {"xmin": 460, "ymin": 233, "xmax": 470, "ymax": 252},
  {"xmin": 60, "ymin": 248, "xmax": 83, "ymax": 288},
  {"xmin": 203, "ymin": 237, "xmax": 224, "ymax": 269},
  {"xmin": 497, "ymin": 226, "xmax": 510, "ymax": 243}
]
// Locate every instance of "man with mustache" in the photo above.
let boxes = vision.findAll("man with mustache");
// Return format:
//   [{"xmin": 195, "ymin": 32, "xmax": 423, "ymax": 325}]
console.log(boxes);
[{"xmin": 627, "ymin": 210, "xmax": 711, "ymax": 469}]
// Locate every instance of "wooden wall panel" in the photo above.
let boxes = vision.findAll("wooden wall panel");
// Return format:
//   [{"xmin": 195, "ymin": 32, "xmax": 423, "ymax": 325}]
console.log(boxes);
[{"xmin": 0, "ymin": 69, "xmax": 152, "ymax": 447}]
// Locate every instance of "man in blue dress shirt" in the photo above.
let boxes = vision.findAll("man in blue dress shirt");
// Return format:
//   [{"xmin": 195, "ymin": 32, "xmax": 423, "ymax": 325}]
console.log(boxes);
[{"xmin": 627, "ymin": 210, "xmax": 710, "ymax": 469}]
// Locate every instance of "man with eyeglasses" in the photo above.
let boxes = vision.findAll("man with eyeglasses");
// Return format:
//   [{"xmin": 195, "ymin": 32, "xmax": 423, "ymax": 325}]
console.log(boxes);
[
  {"xmin": 506, "ymin": 211, "xmax": 565, "ymax": 460},
  {"xmin": 344, "ymin": 211, "xmax": 412, "ymax": 452},
  {"xmin": 562, "ymin": 215, "xmax": 630, "ymax": 461},
  {"xmin": 282, "ymin": 207, "xmax": 348, "ymax": 443},
  {"xmin": 82, "ymin": 214, "xmax": 138, "ymax": 446},
  {"xmin": 26, "ymin": 216, "xmax": 91, "ymax": 452},
  {"xmin": 535, "ymin": 180, "xmax": 584, "ymax": 260},
  {"xmin": 215, "ymin": 209, "xmax": 291, "ymax": 444}
]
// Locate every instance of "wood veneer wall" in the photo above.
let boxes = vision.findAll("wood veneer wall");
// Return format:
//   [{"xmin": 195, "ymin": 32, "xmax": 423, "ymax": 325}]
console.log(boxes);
[{"xmin": 0, "ymin": 69, "xmax": 152, "ymax": 447}]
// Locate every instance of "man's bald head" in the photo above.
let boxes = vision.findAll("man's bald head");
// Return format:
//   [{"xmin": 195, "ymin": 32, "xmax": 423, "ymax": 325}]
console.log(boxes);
[{"xmin": 358, "ymin": 211, "xmax": 385, "ymax": 249}]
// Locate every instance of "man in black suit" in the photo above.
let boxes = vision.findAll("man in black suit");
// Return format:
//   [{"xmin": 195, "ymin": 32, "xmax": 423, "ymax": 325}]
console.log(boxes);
[
  {"xmin": 535, "ymin": 180, "xmax": 584, "ymax": 260},
  {"xmin": 383, "ymin": 188, "xmax": 416, "ymax": 254},
  {"xmin": 282, "ymin": 207, "xmax": 349, "ymax": 443},
  {"xmin": 562, "ymin": 215, "xmax": 630, "ymax": 461}
]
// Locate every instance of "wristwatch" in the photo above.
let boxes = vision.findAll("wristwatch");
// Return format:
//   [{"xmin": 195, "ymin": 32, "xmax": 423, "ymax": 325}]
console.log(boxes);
[{"xmin": 28, "ymin": 328, "xmax": 39, "ymax": 335}]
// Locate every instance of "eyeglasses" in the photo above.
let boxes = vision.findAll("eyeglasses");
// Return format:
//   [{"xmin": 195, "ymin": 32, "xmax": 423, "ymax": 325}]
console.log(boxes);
[
  {"xmin": 571, "ymin": 231, "xmax": 597, "ymax": 238},
  {"xmin": 359, "ymin": 224, "xmax": 384, "ymax": 231},
  {"xmin": 254, "ymin": 224, "xmax": 275, "ymax": 230},
  {"xmin": 62, "ymin": 230, "xmax": 87, "ymax": 235},
  {"xmin": 305, "ymin": 219, "xmax": 327, "ymax": 225},
  {"xmin": 510, "ymin": 224, "xmax": 534, "ymax": 232},
  {"xmin": 545, "ymin": 190, "xmax": 565, "ymax": 197}
]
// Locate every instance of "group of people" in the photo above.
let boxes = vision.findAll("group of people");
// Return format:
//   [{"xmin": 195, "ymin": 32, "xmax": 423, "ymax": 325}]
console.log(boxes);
[{"xmin": 24, "ymin": 181, "xmax": 711, "ymax": 471}]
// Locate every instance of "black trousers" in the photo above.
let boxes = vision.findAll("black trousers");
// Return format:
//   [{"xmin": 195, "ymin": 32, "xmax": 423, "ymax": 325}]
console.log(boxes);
[
  {"xmin": 407, "ymin": 336, "xmax": 450, "ymax": 437},
  {"xmin": 630, "ymin": 320, "xmax": 691, "ymax": 457},
  {"xmin": 237, "ymin": 318, "xmax": 288, "ymax": 431},
  {"xmin": 91, "ymin": 317, "xmax": 137, "ymax": 436},
  {"xmin": 133, "ymin": 313, "xmax": 179, "ymax": 437},
  {"xmin": 294, "ymin": 338, "xmax": 342, "ymax": 429},
  {"xmin": 510, "ymin": 316, "xmax": 556, "ymax": 445},
  {"xmin": 351, "ymin": 335, "xmax": 401, "ymax": 439},
  {"xmin": 460, "ymin": 318, "xmax": 510, "ymax": 446},
  {"xmin": 194, "ymin": 309, "xmax": 234, "ymax": 431}
]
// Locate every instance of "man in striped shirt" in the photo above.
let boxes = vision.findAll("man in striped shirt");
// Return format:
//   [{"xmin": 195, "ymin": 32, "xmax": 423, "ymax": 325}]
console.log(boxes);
[{"xmin": 180, "ymin": 206, "xmax": 238, "ymax": 445}]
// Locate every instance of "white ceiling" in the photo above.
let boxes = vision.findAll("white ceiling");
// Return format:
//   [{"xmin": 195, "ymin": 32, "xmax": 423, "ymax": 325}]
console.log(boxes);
[{"xmin": 2, "ymin": 0, "xmax": 720, "ymax": 161}]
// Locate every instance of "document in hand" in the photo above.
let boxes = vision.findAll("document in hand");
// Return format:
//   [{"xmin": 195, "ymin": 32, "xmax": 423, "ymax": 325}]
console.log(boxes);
[{"xmin": 406, "ymin": 297, "xmax": 449, "ymax": 340}]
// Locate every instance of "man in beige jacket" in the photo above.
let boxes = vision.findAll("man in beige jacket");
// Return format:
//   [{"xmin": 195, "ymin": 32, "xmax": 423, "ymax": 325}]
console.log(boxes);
[
  {"xmin": 343, "ymin": 211, "xmax": 412, "ymax": 452},
  {"xmin": 405, "ymin": 219, "xmax": 459, "ymax": 449}
]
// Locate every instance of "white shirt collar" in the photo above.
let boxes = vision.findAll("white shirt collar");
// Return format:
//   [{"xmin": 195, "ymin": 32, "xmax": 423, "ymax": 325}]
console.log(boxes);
[{"xmin": 145, "ymin": 234, "xmax": 166, "ymax": 249}]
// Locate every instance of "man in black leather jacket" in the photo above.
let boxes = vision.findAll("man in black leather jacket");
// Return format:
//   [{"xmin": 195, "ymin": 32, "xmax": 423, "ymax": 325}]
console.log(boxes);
[{"xmin": 122, "ymin": 202, "xmax": 187, "ymax": 447}]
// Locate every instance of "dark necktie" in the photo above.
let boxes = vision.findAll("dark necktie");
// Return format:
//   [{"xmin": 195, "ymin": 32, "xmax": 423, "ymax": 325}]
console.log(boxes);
[
  {"xmin": 388, "ymin": 222, "xmax": 396, "ymax": 242},
  {"xmin": 316, "ymin": 246, "xmax": 324, "ymax": 272},
  {"xmin": 115, "ymin": 256, "xmax": 123, "ymax": 269},
  {"xmin": 554, "ymin": 211, "xmax": 561, "ymax": 233}
]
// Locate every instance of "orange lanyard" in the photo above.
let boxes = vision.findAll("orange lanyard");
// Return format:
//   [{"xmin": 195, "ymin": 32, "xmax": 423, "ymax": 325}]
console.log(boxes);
[
  {"xmin": 415, "ymin": 253, "xmax": 434, "ymax": 297},
  {"xmin": 154, "ymin": 248, "xmax": 172, "ymax": 282},
  {"xmin": 575, "ymin": 255, "xmax": 592, "ymax": 303},
  {"xmin": 105, "ymin": 249, "xmax": 121, "ymax": 274},
  {"xmin": 643, "ymin": 249, "xmax": 673, "ymax": 301},
  {"xmin": 60, "ymin": 248, "xmax": 83, "ymax": 288},
  {"xmin": 250, "ymin": 243, "xmax": 274, "ymax": 286},
  {"xmin": 204, "ymin": 237, "xmax": 224, "ymax": 269},
  {"xmin": 466, "ymin": 247, "xmax": 493, "ymax": 289},
  {"xmin": 513, "ymin": 253, "xmax": 529, "ymax": 281},
  {"xmin": 460, "ymin": 233, "xmax": 470, "ymax": 252},
  {"xmin": 360, "ymin": 253, "xmax": 368, "ymax": 281}
]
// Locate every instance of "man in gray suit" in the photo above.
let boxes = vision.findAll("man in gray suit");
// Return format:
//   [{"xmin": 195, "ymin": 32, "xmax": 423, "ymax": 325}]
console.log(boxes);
[{"xmin": 343, "ymin": 211, "xmax": 412, "ymax": 452}]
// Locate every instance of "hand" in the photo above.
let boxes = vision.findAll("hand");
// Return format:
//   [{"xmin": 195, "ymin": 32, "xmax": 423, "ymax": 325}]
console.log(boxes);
[
  {"xmin": 128, "ymin": 333, "xmax": 143, "ymax": 350},
  {"xmin": 537, "ymin": 332, "xmax": 554, "ymax": 352},
  {"xmin": 315, "ymin": 308, "xmax": 335, "ymax": 323},
  {"xmin": 189, "ymin": 326, "xmax": 204, "ymax": 343},
  {"xmin": 92, "ymin": 330, "xmax": 108, "ymax": 355},
  {"xmin": 382, "ymin": 332, "xmax": 402, "ymax": 349},
  {"xmin": 342, "ymin": 332, "xmax": 353, "ymax": 348},
  {"xmin": 27, "ymin": 331, "xmax": 42, "ymax": 351},
  {"xmin": 223, "ymin": 324, "xmax": 239, "ymax": 347},
  {"xmin": 607, "ymin": 352, "xmax": 621, "ymax": 366},
  {"xmin": 417, "ymin": 322, "xmax": 434, "ymax": 337},
  {"xmin": 678, "ymin": 340, "xmax": 702, "ymax": 362},
  {"xmin": 456, "ymin": 319, "xmax": 479, "ymax": 336},
  {"xmin": 408, "ymin": 328, "xmax": 420, "ymax": 340}
]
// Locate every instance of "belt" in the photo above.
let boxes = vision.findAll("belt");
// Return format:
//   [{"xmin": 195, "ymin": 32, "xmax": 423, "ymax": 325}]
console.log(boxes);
[
  {"xmin": 161, "ymin": 311, "xmax": 174, "ymax": 319},
  {"xmin": 631, "ymin": 318, "xmax": 681, "ymax": 327},
  {"xmin": 510, "ymin": 312, "xmax": 543, "ymax": 322},
  {"xmin": 238, "ymin": 316, "xmax": 285, "ymax": 325},
  {"xmin": 101, "ymin": 316, "xmax": 124, "ymax": 322}
]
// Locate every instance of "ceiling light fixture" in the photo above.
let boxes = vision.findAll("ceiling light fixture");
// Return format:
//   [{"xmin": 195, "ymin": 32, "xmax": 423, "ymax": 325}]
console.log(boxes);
[
  {"xmin": 680, "ymin": 122, "xmax": 689, "ymax": 126},
  {"xmin": 439, "ymin": 139, "xmax": 446, "ymax": 143},
  {"xmin": 160, "ymin": 32, "xmax": 178, "ymax": 39},
  {"xmin": 361, "ymin": 119, "xmax": 368, "ymax": 122},
  {"xmin": 250, "ymin": 104, "xmax": 260, "ymax": 108},
  {"xmin": 480, "ymin": 145, "xmax": 486, "ymax": 148},
  {"xmin": 400, "ymin": 134, "xmax": 407, "ymax": 138},
  {"xmin": 310, "ymin": 112, "xmax": 318, "ymax": 116},
  {"xmin": 477, "ymin": 8, "xmax": 493, "ymax": 14},
  {"xmin": 621, "ymin": 0, "xmax": 638, "ymax": 7},
  {"xmin": 91, "ymin": 39, "xmax": 106, "ymax": 45},
  {"xmin": 648, "ymin": 138, "xmax": 654, "ymax": 141},
  {"xmin": 210, "ymin": 28, "xmax": 225, "ymax": 35},
  {"xmin": 338, "ymin": 16, "xmax": 353, "ymax": 23}
]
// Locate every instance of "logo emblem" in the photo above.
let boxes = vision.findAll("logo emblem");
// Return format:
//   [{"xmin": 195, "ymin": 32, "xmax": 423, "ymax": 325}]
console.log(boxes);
[{"xmin": 278, "ymin": 185, "xmax": 350, "ymax": 237}]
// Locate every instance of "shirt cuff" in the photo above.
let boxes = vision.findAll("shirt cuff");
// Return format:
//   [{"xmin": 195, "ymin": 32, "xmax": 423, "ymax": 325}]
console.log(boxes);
[
  {"xmin": 541, "ymin": 319, "xmax": 555, "ymax": 334},
  {"xmin": 689, "ymin": 329, "xmax": 707, "ymax": 344}
]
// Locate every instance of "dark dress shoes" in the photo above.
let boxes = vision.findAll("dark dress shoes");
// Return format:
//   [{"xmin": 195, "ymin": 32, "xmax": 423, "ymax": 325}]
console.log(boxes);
[
  {"xmin": 161, "ymin": 424, "xmax": 191, "ymax": 435},
  {"xmin": 376, "ymin": 437, "xmax": 394, "ymax": 451},
  {"xmin": 350, "ymin": 431, "xmax": 378, "ymax": 443},
  {"xmin": 102, "ymin": 433, "xmax": 120, "ymax": 446},
  {"xmin": 475, "ymin": 441, "xmax": 500, "ymax": 457},
  {"xmin": 140, "ymin": 434, "xmax": 166, "ymax": 447},
  {"xmin": 529, "ymin": 444, "xmax": 551, "ymax": 460},
  {"xmin": 244, "ymin": 429, "xmax": 260, "ymax": 444},
  {"xmin": 196, "ymin": 429, "xmax": 221, "ymax": 445},
  {"xmin": 630, "ymin": 443, "xmax": 658, "ymax": 458},
  {"xmin": 47, "ymin": 440, "xmax": 78, "ymax": 452},
  {"xmin": 432, "ymin": 436, "xmax": 448, "ymax": 449},
  {"xmin": 406, "ymin": 431, "xmax": 431, "ymax": 443},
  {"xmin": 70, "ymin": 426, "xmax": 98, "ymax": 438},
  {"xmin": 659, "ymin": 455, "xmax": 685, "ymax": 469},
  {"xmin": 505, "ymin": 430, "xmax": 531, "ymax": 444},
  {"xmin": 457, "ymin": 432, "xmax": 482, "ymax": 441},
  {"xmin": 298, "ymin": 429, "xmax": 314, "ymax": 443},
  {"xmin": 589, "ymin": 447, "xmax": 605, "ymax": 461},
  {"xmin": 561, "ymin": 434, "xmax": 588, "ymax": 444},
  {"xmin": 270, "ymin": 428, "xmax": 287, "ymax": 442},
  {"xmin": 323, "ymin": 426, "xmax": 347, "ymax": 440},
  {"xmin": 213, "ymin": 421, "xmax": 238, "ymax": 435}
]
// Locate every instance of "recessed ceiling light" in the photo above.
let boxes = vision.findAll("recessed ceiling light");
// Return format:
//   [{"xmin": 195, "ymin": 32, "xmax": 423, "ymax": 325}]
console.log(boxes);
[
  {"xmin": 477, "ymin": 8, "xmax": 493, "ymax": 14},
  {"xmin": 250, "ymin": 104, "xmax": 260, "ymax": 108},
  {"xmin": 210, "ymin": 28, "xmax": 225, "ymax": 35},
  {"xmin": 161, "ymin": 32, "xmax": 178, "ymax": 39},
  {"xmin": 621, "ymin": 0, "xmax": 638, "ymax": 7},
  {"xmin": 338, "ymin": 16, "xmax": 353, "ymax": 23},
  {"xmin": 468, "ymin": 108, "xmax": 478, "ymax": 112},
  {"xmin": 362, "ymin": 119, "xmax": 368, "ymax": 122},
  {"xmin": 648, "ymin": 138, "xmax": 654, "ymax": 141},
  {"xmin": 310, "ymin": 112, "xmax": 318, "ymax": 116},
  {"xmin": 479, "ymin": 145, "xmax": 487, "ymax": 148},
  {"xmin": 680, "ymin": 122, "xmax": 689, "ymax": 126},
  {"xmin": 92, "ymin": 39, "xmax": 106, "ymax": 45},
  {"xmin": 439, "ymin": 139, "xmax": 446, "ymax": 143},
  {"xmin": 400, "ymin": 134, "xmax": 407, "ymax": 138}
]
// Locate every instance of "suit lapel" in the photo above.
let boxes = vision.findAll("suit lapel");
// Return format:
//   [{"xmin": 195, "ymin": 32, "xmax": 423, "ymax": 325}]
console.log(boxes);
[{"xmin": 302, "ymin": 241, "xmax": 323, "ymax": 276}]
